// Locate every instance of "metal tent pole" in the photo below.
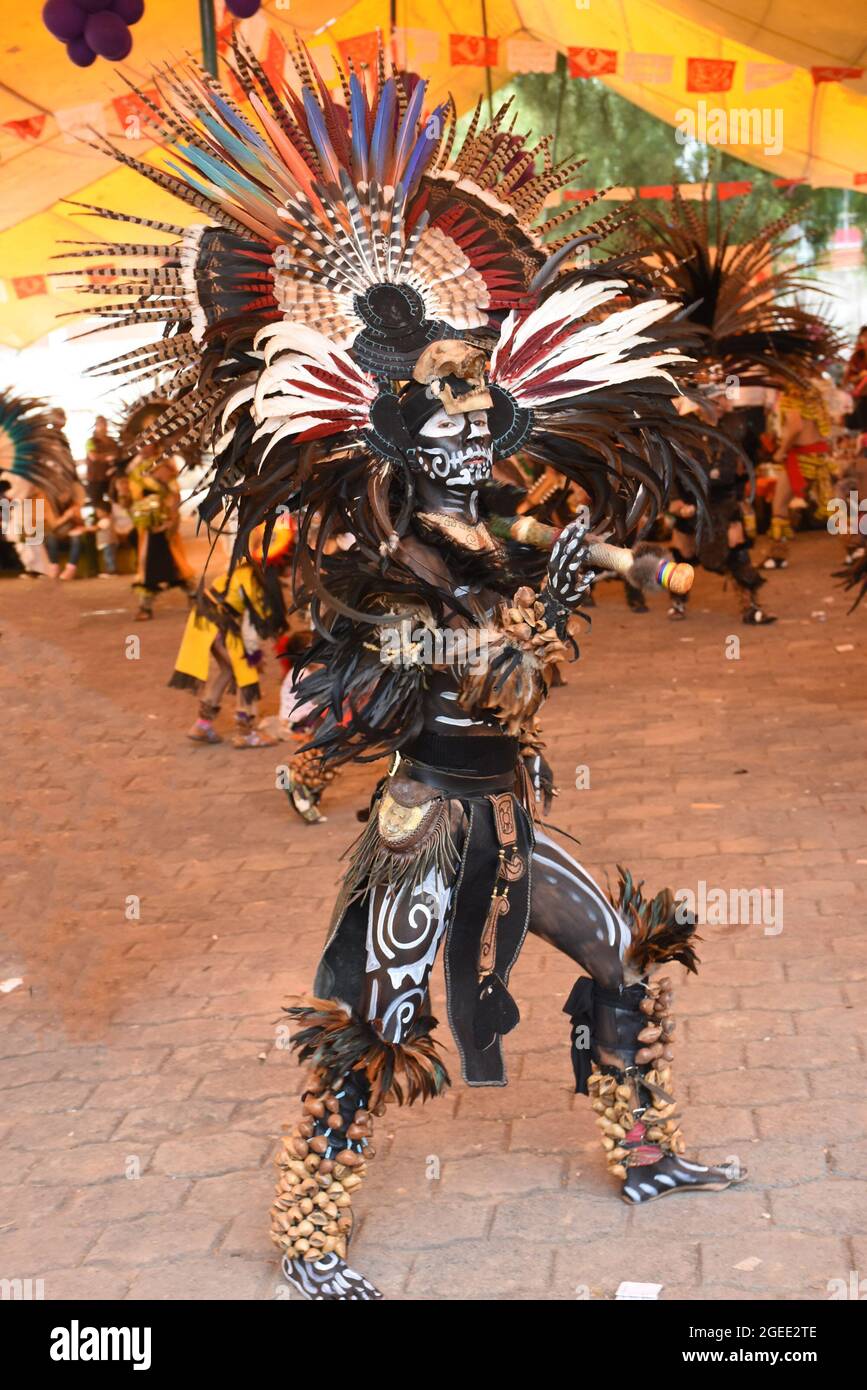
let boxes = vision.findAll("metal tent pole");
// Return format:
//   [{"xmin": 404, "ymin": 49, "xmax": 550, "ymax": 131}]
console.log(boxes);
[{"xmin": 199, "ymin": 0, "xmax": 218, "ymax": 78}]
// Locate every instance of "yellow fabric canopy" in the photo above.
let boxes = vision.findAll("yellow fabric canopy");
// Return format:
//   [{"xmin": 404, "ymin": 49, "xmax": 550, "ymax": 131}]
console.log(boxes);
[{"xmin": 1, "ymin": 0, "xmax": 865, "ymax": 348}]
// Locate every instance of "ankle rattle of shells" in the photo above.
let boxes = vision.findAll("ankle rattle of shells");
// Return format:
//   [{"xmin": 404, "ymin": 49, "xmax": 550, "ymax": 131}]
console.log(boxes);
[{"xmin": 271, "ymin": 1071, "xmax": 378, "ymax": 1263}]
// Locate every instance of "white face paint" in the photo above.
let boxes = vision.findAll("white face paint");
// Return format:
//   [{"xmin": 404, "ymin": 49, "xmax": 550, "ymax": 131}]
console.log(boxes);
[{"xmin": 415, "ymin": 409, "xmax": 493, "ymax": 489}]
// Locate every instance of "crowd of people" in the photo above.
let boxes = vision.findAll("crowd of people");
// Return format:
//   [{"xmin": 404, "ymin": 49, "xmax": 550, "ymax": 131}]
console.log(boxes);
[
  {"xmin": 2, "ymin": 333, "xmax": 867, "ymax": 669},
  {"xmin": 0, "ymin": 403, "xmax": 195, "ymax": 615},
  {"xmin": 2, "ymin": 326, "xmax": 866, "ymax": 846}
]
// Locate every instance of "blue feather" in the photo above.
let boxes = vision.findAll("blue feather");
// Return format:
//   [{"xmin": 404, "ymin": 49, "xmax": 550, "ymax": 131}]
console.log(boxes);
[
  {"xmin": 198, "ymin": 113, "xmax": 272, "ymax": 182},
  {"xmin": 370, "ymin": 78, "xmax": 396, "ymax": 187},
  {"xmin": 403, "ymin": 101, "xmax": 446, "ymax": 197},
  {"xmin": 392, "ymin": 79, "xmax": 426, "ymax": 187},
  {"xmin": 302, "ymin": 86, "xmax": 340, "ymax": 185},
  {"xmin": 165, "ymin": 160, "xmax": 221, "ymax": 202},
  {"xmin": 207, "ymin": 89, "xmax": 269, "ymax": 153},
  {"xmin": 349, "ymin": 72, "xmax": 369, "ymax": 184},
  {"xmin": 172, "ymin": 145, "xmax": 267, "ymax": 205}
]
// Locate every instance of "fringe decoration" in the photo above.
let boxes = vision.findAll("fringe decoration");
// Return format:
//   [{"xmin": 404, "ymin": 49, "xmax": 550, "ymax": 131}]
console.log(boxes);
[
  {"xmin": 615, "ymin": 867, "xmax": 700, "ymax": 983},
  {"xmin": 341, "ymin": 797, "xmax": 459, "ymax": 905},
  {"xmin": 284, "ymin": 996, "xmax": 450, "ymax": 1108}
]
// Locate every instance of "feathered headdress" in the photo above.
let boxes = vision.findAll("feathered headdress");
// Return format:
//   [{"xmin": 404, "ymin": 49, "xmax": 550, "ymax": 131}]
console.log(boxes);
[
  {"xmin": 58, "ymin": 33, "xmax": 613, "ymax": 437},
  {"xmin": 56, "ymin": 29, "xmax": 717, "ymax": 583},
  {"xmin": 0, "ymin": 391, "xmax": 77, "ymax": 507},
  {"xmin": 631, "ymin": 188, "xmax": 845, "ymax": 389}
]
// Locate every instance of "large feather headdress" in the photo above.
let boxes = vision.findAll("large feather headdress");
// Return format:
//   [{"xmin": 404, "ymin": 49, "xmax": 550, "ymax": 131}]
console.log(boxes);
[
  {"xmin": 632, "ymin": 188, "xmax": 845, "ymax": 389},
  {"xmin": 0, "ymin": 391, "xmax": 77, "ymax": 507},
  {"xmin": 55, "ymin": 30, "xmax": 716, "ymax": 567}
]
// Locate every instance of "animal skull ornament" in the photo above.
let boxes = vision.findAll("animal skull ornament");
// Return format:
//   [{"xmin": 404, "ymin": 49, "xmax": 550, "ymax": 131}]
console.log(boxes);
[{"xmin": 412, "ymin": 407, "xmax": 494, "ymax": 491}]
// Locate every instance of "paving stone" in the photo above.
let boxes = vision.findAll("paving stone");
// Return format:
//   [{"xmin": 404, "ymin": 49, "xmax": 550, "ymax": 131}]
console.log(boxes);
[
  {"xmin": 687, "ymin": 1010, "xmax": 796, "ymax": 1042},
  {"xmin": 438, "ymin": 1152, "xmax": 566, "ymax": 1198},
  {"xmin": 680, "ymin": 1105, "xmax": 757, "ymax": 1144},
  {"xmin": 7, "ymin": 1109, "xmax": 124, "ymax": 1151},
  {"xmin": 151, "ymin": 1132, "xmax": 271, "ymax": 1178},
  {"xmin": 797, "ymin": 1004, "xmax": 867, "ymax": 1036},
  {"xmin": 697, "ymin": 1140, "xmax": 828, "ymax": 1189},
  {"xmin": 755, "ymin": 1099, "xmax": 866, "ymax": 1143},
  {"xmin": 124, "ymin": 1257, "xmax": 271, "ymax": 1301},
  {"xmin": 64, "ymin": 1177, "xmax": 191, "ymax": 1225},
  {"xmin": 0, "ymin": 1054, "xmax": 62, "ymax": 1089},
  {"xmin": 0, "ymin": 1221, "xmax": 99, "ymax": 1277},
  {"xmin": 700, "ymin": 1232, "xmax": 848, "ymax": 1294},
  {"xmin": 184, "ymin": 1170, "xmax": 274, "ymax": 1216},
  {"xmin": 491, "ymin": 1190, "xmax": 628, "ymax": 1242},
  {"xmin": 88, "ymin": 1073, "xmax": 197, "ymax": 1110},
  {"xmin": 192, "ymin": 1065, "xmax": 290, "ymax": 1104},
  {"xmin": 112, "ymin": 1099, "xmax": 237, "ymax": 1143},
  {"xmin": 1, "ymin": 1082, "xmax": 95, "ymax": 1114},
  {"xmin": 628, "ymin": 1189, "xmax": 773, "ymax": 1238},
  {"xmin": 688, "ymin": 1067, "xmax": 808, "ymax": 1107},
  {"xmin": 456, "ymin": 1079, "xmax": 576, "ymax": 1122},
  {"xmin": 407, "ymin": 1238, "xmax": 555, "ymax": 1297},
  {"xmin": 0, "ymin": 1184, "xmax": 71, "ymax": 1226},
  {"xmin": 770, "ymin": 1180, "xmax": 867, "ymax": 1233},
  {"xmin": 28, "ymin": 1143, "xmax": 154, "ymax": 1187},
  {"xmin": 509, "ymin": 1109, "xmax": 590, "ymax": 1155},
  {"xmin": 386, "ymin": 1117, "xmax": 507, "ymax": 1163},
  {"xmin": 826, "ymin": 1137, "xmax": 867, "ymax": 1181},
  {"xmin": 555, "ymin": 1234, "xmax": 699, "ymax": 1296},
  {"xmin": 3, "ymin": 534, "xmax": 866, "ymax": 1301},
  {"xmin": 745, "ymin": 1035, "xmax": 861, "ymax": 1069},
  {"xmin": 359, "ymin": 1197, "xmax": 491, "ymax": 1249},
  {"xmin": 88, "ymin": 1211, "xmax": 226, "ymax": 1266},
  {"xmin": 739, "ymin": 982, "xmax": 847, "ymax": 1011},
  {"xmin": 40, "ymin": 1265, "xmax": 135, "ymax": 1300}
]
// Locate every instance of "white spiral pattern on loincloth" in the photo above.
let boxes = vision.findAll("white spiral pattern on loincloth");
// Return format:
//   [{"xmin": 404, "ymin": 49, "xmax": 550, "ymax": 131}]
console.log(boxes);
[{"xmin": 364, "ymin": 868, "xmax": 452, "ymax": 1043}]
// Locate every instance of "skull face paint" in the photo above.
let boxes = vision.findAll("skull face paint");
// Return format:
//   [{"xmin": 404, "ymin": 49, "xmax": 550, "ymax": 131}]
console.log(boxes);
[{"xmin": 412, "ymin": 408, "xmax": 493, "ymax": 490}]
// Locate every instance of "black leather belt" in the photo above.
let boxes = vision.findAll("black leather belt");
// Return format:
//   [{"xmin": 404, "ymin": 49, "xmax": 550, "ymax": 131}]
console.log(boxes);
[
  {"xmin": 399, "ymin": 756, "xmax": 517, "ymax": 797},
  {"xmin": 402, "ymin": 731, "xmax": 519, "ymax": 774}
]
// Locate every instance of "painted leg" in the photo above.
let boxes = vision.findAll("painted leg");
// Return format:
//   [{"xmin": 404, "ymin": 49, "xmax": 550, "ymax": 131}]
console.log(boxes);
[
  {"xmin": 274, "ymin": 865, "xmax": 453, "ymax": 1300},
  {"xmin": 273, "ymin": 1062, "xmax": 382, "ymax": 1301},
  {"xmin": 583, "ymin": 972, "xmax": 745, "ymax": 1205},
  {"xmin": 529, "ymin": 838, "xmax": 746, "ymax": 1202}
]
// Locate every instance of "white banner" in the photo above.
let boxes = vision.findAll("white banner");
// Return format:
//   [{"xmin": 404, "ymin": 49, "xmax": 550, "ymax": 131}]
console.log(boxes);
[
  {"xmin": 505, "ymin": 38, "xmax": 558, "ymax": 74},
  {"xmin": 55, "ymin": 102, "xmax": 108, "ymax": 145},
  {"xmin": 744, "ymin": 62, "xmax": 796, "ymax": 92},
  {"xmin": 622, "ymin": 53, "xmax": 674, "ymax": 84},
  {"xmin": 392, "ymin": 28, "xmax": 441, "ymax": 68}
]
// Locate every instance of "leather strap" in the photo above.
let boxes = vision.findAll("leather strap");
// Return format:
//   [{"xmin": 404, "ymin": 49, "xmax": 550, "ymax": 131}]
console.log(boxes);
[{"xmin": 400, "ymin": 758, "xmax": 516, "ymax": 797}]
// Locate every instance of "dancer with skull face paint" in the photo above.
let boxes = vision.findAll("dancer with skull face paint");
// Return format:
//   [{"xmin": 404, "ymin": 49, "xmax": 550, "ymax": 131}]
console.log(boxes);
[{"xmin": 65, "ymin": 33, "xmax": 754, "ymax": 1302}]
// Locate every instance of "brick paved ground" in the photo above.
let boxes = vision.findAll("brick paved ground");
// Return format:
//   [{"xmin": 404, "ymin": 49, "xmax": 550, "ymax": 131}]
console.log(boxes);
[{"xmin": 1, "ymin": 530, "xmax": 865, "ymax": 1301}]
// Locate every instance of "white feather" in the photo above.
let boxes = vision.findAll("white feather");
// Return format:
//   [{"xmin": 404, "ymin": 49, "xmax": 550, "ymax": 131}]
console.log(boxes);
[{"xmin": 492, "ymin": 285, "xmax": 691, "ymax": 405}]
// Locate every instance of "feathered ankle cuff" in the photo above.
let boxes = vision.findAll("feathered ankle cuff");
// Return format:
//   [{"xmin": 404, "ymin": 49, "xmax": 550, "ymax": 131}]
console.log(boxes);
[
  {"xmin": 614, "ymin": 867, "xmax": 700, "ymax": 984},
  {"xmin": 284, "ymin": 996, "xmax": 451, "ymax": 1109}
]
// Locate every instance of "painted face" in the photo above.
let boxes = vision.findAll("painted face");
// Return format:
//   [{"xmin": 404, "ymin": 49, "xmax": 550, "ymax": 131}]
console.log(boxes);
[{"xmin": 412, "ymin": 408, "xmax": 493, "ymax": 490}]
